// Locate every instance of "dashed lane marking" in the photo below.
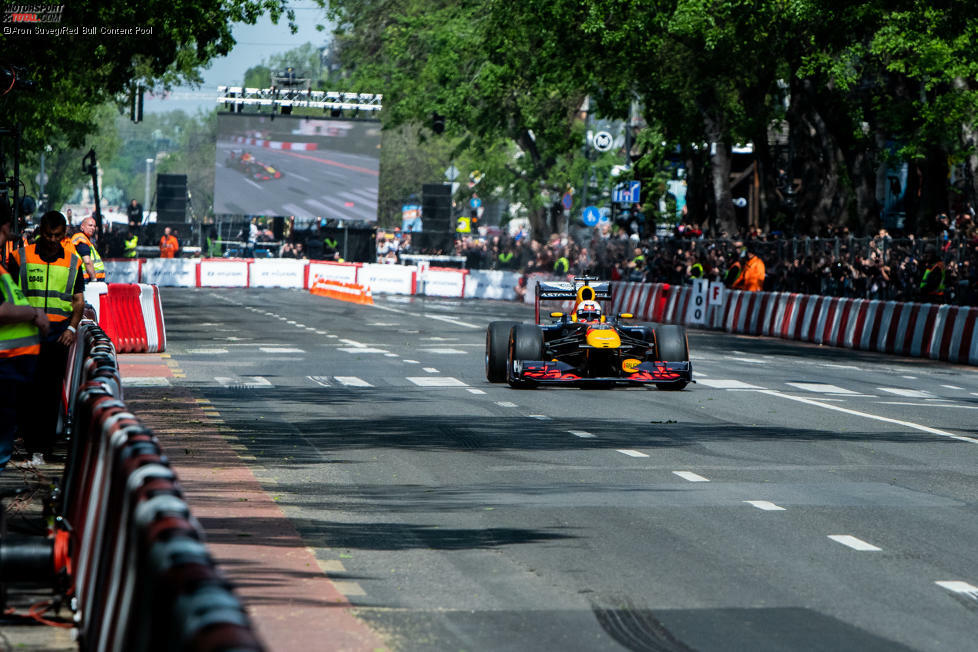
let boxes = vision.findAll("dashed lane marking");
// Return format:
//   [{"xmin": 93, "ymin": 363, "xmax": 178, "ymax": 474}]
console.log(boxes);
[
  {"xmin": 785, "ymin": 383, "xmax": 861, "ymax": 395},
  {"xmin": 307, "ymin": 376, "xmax": 332, "ymax": 387},
  {"xmin": 338, "ymin": 347, "xmax": 388, "ymax": 354},
  {"xmin": 467, "ymin": 388, "xmax": 487, "ymax": 395},
  {"xmin": 674, "ymin": 471, "xmax": 709, "ymax": 482},
  {"xmin": 404, "ymin": 360, "xmax": 420, "ymax": 364},
  {"xmin": 423, "ymin": 314, "xmax": 481, "ymax": 329},
  {"xmin": 878, "ymin": 401, "xmax": 978, "ymax": 410},
  {"xmin": 259, "ymin": 347, "xmax": 305, "ymax": 354},
  {"xmin": 696, "ymin": 379, "xmax": 765, "ymax": 390},
  {"xmin": 496, "ymin": 402, "xmax": 518, "ymax": 408},
  {"xmin": 617, "ymin": 449, "xmax": 649, "ymax": 458},
  {"xmin": 418, "ymin": 348, "xmax": 467, "ymax": 354},
  {"xmin": 334, "ymin": 376, "xmax": 373, "ymax": 387},
  {"xmin": 828, "ymin": 535, "xmax": 882, "ymax": 551},
  {"xmin": 215, "ymin": 376, "xmax": 273, "ymax": 388},
  {"xmin": 745, "ymin": 500, "xmax": 786, "ymax": 511},
  {"xmin": 188, "ymin": 348, "xmax": 229, "ymax": 354},
  {"xmin": 877, "ymin": 387, "xmax": 933, "ymax": 398},
  {"xmin": 941, "ymin": 385, "xmax": 964, "ymax": 390},
  {"xmin": 935, "ymin": 581, "xmax": 978, "ymax": 599},
  {"xmin": 407, "ymin": 376, "xmax": 468, "ymax": 388},
  {"xmin": 122, "ymin": 377, "xmax": 171, "ymax": 387},
  {"xmin": 339, "ymin": 339, "xmax": 367, "ymax": 348},
  {"xmin": 529, "ymin": 415, "xmax": 551, "ymax": 420},
  {"xmin": 422, "ymin": 367, "xmax": 439, "ymax": 373},
  {"xmin": 568, "ymin": 430, "xmax": 596, "ymax": 438},
  {"xmin": 385, "ymin": 353, "xmax": 400, "ymax": 358}
]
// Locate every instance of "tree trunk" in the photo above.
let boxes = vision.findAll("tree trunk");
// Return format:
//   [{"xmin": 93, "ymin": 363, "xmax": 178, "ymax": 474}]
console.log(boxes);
[{"xmin": 704, "ymin": 114, "xmax": 736, "ymax": 237}]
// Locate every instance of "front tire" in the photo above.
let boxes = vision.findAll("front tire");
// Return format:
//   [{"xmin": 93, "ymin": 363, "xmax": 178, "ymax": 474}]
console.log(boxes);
[
  {"xmin": 507, "ymin": 324, "xmax": 544, "ymax": 388},
  {"xmin": 654, "ymin": 324, "xmax": 689, "ymax": 391},
  {"xmin": 486, "ymin": 321, "xmax": 518, "ymax": 382}
]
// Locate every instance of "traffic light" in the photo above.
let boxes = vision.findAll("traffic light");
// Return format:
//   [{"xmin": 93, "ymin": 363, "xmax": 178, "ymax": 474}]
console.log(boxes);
[{"xmin": 431, "ymin": 112, "xmax": 446, "ymax": 134}]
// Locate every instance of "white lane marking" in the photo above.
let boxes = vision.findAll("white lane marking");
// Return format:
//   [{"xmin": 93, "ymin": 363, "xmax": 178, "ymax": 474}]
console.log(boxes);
[
  {"xmin": 385, "ymin": 353, "xmax": 400, "ymax": 358},
  {"xmin": 368, "ymin": 303, "xmax": 410, "ymax": 314},
  {"xmin": 245, "ymin": 178, "xmax": 262, "ymax": 189},
  {"xmin": 467, "ymin": 388, "xmax": 486, "ymax": 395},
  {"xmin": 259, "ymin": 347, "xmax": 305, "ymax": 354},
  {"xmin": 338, "ymin": 347, "xmax": 388, "ymax": 354},
  {"xmin": 407, "ymin": 376, "xmax": 468, "ymax": 387},
  {"xmin": 674, "ymin": 471, "xmax": 710, "ymax": 482},
  {"xmin": 334, "ymin": 376, "xmax": 373, "ymax": 387},
  {"xmin": 423, "ymin": 314, "xmax": 481, "ymax": 329},
  {"xmin": 877, "ymin": 387, "xmax": 933, "ymax": 398},
  {"xmin": 696, "ymin": 379, "xmax": 765, "ymax": 390},
  {"xmin": 122, "ymin": 377, "xmax": 171, "ymax": 387},
  {"xmin": 878, "ymin": 401, "xmax": 978, "ymax": 410},
  {"xmin": 307, "ymin": 376, "xmax": 331, "ymax": 387},
  {"xmin": 188, "ymin": 348, "xmax": 228, "ymax": 354},
  {"xmin": 419, "ymin": 348, "xmax": 467, "ymax": 354},
  {"xmin": 941, "ymin": 385, "xmax": 964, "ymax": 390},
  {"xmin": 759, "ymin": 389, "xmax": 978, "ymax": 444},
  {"xmin": 568, "ymin": 430, "xmax": 596, "ymax": 438},
  {"xmin": 529, "ymin": 414, "xmax": 551, "ymax": 420},
  {"xmin": 368, "ymin": 322, "xmax": 399, "ymax": 327},
  {"xmin": 403, "ymin": 360, "xmax": 420, "ymax": 364},
  {"xmin": 423, "ymin": 367, "xmax": 439, "ymax": 373},
  {"xmin": 786, "ymin": 383, "xmax": 860, "ymax": 395},
  {"xmin": 422, "ymin": 336, "xmax": 459, "ymax": 341},
  {"xmin": 617, "ymin": 449, "xmax": 649, "ymax": 458},
  {"xmin": 901, "ymin": 375, "xmax": 917, "ymax": 379},
  {"xmin": 828, "ymin": 535, "xmax": 882, "ymax": 551},
  {"xmin": 496, "ymin": 401, "xmax": 518, "ymax": 408},
  {"xmin": 725, "ymin": 356, "xmax": 768, "ymax": 364},
  {"xmin": 288, "ymin": 171, "xmax": 310, "ymax": 182},
  {"xmin": 315, "ymin": 330, "xmax": 329, "ymax": 335},
  {"xmin": 215, "ymin": 376, "xmax": 273, "ymax": 388},
  {"xmin": 339, "ymin": 339, "xmax": 367, "ymax": 348},
  {"xmin": 935, "ymin": 581, "xmax": 978, "ymax": 598},
  {"xmin": 286, "ymin": 320, "xmax": 298, "ymax": 325},
  {"xmin": 745, "ymin": 500, "xmax": 786, "ymax": 511}
]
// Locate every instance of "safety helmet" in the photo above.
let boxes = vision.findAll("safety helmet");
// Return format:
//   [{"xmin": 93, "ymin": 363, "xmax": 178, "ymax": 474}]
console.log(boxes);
[{"xmin": 576, "ymin": 300, "xmax": 602, "ymax": 322}]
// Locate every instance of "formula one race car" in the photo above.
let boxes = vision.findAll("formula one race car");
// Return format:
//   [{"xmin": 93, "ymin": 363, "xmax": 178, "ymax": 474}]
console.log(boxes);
[
  {"xmin": 485, "ymin": 276, "xmax": 693, "ymax": 389},
  {"xmin": 225, "ymin": 149, "xmax": 283, "ymax": 181}
]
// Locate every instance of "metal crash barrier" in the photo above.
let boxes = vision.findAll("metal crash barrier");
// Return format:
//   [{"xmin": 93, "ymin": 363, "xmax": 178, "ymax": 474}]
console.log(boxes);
[{"xmin": 1, "ymin": 319, "xmax": 264, "ymax": 651}]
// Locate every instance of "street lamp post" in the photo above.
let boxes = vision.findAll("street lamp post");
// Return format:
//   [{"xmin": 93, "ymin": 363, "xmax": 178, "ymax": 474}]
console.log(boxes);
[{"xmin": 144, "ymin": 158, "xmax": 154, "ymax": 221}]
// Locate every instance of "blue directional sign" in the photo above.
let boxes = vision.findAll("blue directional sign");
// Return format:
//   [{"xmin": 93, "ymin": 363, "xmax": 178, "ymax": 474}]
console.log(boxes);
[
  {"xmin": 582, "ymin": 205, "xmax": 601, "ymax": 226},
  {"xmin": 612, "ymin": 180, "xmax": 641, "ymax": 205},
  {"xmin": 469, "ymin": 196, "xmax": 482, "ymax": 209},
  {"xmin": 561, "ymin": 191, "xmax": 573, "ymax": 210}
]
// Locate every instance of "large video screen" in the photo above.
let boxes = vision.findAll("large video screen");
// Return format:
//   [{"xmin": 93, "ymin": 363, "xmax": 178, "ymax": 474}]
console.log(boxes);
[{"xmin": 214, "ymin": 114, "xmax": 380, "ymax": 222}]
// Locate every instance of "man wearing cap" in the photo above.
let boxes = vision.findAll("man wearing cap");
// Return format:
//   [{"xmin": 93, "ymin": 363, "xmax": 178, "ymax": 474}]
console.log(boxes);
[
  {"xmin": 0, "ymin": 200, "xmax": 49, "ymax": 470},
  {"xmin": 70, "ymin": 216, "xmax": 106, "ymax": 281},
  {"xmin": 8, "ymin": 210, "xmax": 84, "ymax": 465},
  {"xmin": 731, "ymin": 241, "xmax": 766, "ymax": 292}
]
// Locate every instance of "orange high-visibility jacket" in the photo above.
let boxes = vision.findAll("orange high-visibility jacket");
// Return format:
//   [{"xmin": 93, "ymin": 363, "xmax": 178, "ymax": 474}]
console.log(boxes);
[{"xmin": 731, "ymin": 255, "xmax": 765, "ymax": 292}]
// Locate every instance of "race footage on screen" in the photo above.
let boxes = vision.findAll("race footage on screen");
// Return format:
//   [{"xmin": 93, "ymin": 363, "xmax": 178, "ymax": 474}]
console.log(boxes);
[{"xmin": 214, "ymin": 114, "xmax": 380, "ymax": 222}]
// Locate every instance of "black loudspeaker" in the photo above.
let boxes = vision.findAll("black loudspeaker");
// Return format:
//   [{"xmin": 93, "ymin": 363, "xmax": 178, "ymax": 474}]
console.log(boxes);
[
  {"xmin": 156, "ymin": 174, "xmax": 187, "ymax": 224},
  {"xmin": 411, "ymin": 231, "xmax": 454, "ymax": 254},
  {"xmin": 422, "ymin": 183, "xmax": 452, "ymax": 232}
]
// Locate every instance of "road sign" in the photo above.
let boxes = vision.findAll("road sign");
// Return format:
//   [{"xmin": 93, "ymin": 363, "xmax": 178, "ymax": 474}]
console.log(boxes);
[
  {"xmin": 686, "ymin": 279, "xmax": 709, "ymax": 325},
  {"xmin": 561, "ymin": 191, "xmax": 573, "ymax": 210},
  {"xmin": 613, "ymin": 180, "xmax": 641, "ymax": 204},
  {"xmin": 592, "ymin": 131, "xmax": 614, "ymax": 152},
  {"xmin": 445, "ymin": 164, "xmax": 459, "ymax": 181},
  {"xmin": 582, "ymin": 205, "xmax": 601, "ymax": 227},
  {"xmin": 469, "ymin": 196, "xmax": 482, "ymax": 209}
]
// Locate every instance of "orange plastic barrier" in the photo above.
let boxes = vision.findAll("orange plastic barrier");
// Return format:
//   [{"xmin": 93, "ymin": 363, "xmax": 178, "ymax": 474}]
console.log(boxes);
[{"xmin": 309, "ymin": 278, "xmax": 374, "ymax": 305}]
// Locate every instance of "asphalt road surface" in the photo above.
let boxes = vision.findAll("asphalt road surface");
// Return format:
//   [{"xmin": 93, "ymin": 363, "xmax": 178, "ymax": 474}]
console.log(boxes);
[
  {"xmin": 214, "ymin": 141, "xmax": 379, "ymax": 221},
  {"xmin": 147, "ymin": 287, "xmax": 978, "ymax": 651}
]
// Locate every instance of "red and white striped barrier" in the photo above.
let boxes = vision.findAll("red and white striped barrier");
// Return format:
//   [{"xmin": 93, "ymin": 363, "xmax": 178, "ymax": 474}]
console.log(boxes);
[
  {"xmin": 231, "ymin": 136, "xmax": 318, "ymax": 151},
  {"xmin": 84, "ymin": 283, "xmax": 167, "ymax": 353}
]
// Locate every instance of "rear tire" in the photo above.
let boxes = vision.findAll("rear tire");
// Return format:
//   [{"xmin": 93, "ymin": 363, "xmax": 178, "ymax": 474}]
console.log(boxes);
[
  {"xmin": 654, "ymin": 324, "xmax": 689, "ymax": 391},
  {"xmin": 486, "ymin": 321, "xmax": 518, "ymax": 382},
  {"xmin": 507, "ymin": 324, "xmax": 544, "ymax": 388}
]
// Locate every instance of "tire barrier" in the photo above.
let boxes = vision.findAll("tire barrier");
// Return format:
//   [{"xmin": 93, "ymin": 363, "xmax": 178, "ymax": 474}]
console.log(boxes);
[
  {"xmin": 59, "ymin": 321, "xmax": 264, "ymax": 651},
  {"xmin": 83, "ymin": 283, "xmax": 166, "ymax": 354}
]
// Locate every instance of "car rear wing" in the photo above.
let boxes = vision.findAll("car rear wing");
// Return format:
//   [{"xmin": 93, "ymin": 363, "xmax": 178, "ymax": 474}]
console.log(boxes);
[{"xmin": 535, "ymin": 277, "xmax": 612, "ymax": 323}]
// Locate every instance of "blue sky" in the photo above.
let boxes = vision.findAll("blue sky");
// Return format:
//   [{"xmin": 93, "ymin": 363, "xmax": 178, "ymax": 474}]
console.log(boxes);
[{"xmin": 145, "ymin": 3, "xmax": 330, "ymax": 115}]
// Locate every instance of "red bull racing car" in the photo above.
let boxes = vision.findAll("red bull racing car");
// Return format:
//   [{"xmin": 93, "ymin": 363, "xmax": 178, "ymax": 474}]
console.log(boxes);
[
  {"xmin": 485, "ymin": 277, "xmax": 692, "ymax": 389},
  {"xmin": 225, "ymin": 149, "xmax": 283, "ymax": 181}
]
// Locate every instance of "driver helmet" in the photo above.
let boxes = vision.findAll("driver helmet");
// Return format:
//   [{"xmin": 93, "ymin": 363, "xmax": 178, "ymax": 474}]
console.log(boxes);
[
  {"xmin": 241, "ymin": 152, "xmax": 253, "ymax": 162},
  {"xmin": 576, "ymin": 300, "xmax": 602, "ymax": 322}
]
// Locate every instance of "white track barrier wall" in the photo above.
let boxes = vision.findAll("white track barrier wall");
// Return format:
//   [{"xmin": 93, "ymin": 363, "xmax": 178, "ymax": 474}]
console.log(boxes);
[
  {"xmin": 198, "ymin": 259, "xmax": 250, "ymax": 287},
  {"xmin": 103, "ymin": 261, "xmax": 978, "ymax": 365}
]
